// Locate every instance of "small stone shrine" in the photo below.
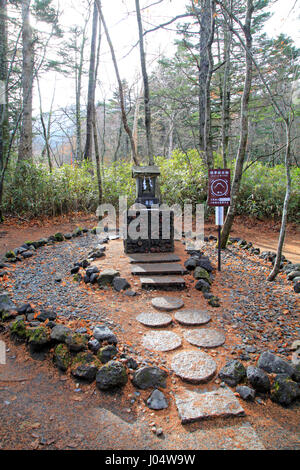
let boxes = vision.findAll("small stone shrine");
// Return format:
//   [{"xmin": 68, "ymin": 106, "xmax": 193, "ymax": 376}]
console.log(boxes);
[{"xmin": 124, "ymin": 166, "xmax": 174, "ymax": 253}]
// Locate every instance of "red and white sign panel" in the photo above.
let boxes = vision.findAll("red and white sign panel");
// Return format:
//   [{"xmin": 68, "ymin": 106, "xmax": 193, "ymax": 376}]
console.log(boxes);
[{"xmin": 208, "ymin": 169, "xmax": 231, "ymax": 207}]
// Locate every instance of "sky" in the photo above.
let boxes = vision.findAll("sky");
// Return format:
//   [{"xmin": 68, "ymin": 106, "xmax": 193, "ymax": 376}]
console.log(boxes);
[{"xmin": 35, "ymin": 0, "xmax": 300, "ymax": 114}]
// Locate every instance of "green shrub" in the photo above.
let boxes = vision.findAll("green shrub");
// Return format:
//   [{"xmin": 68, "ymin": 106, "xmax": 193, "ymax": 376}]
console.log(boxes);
[{"xmin": 2, "ymin": 152, "xmax": 299, "ymax": 222}]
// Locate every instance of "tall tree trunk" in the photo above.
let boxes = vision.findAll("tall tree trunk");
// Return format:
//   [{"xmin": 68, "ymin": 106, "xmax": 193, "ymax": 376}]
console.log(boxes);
[
  {"xmin": 197, "ymin": 0, "xmax": 211, "ymax": 153},
  {"xmin": 268, "ymin": 120, "xmax": 291, "ymax": 281},
  {"xmin": 37, "ymin": 77, "xmax": 52, "ymax": 171},
  {"xmin": 221, "ymin": 0, "xmax": 232, "ymax": 168},
  {"xmin": 18, "ymin": 0, "xmax": 33, "ymax": 163},
  {"xmin": 220, "ymin": 0, "xmax": 254, "ymax": 249},
  {"xmin": 0, "ymin": 0, "xmax": 9, "ymax": 221},
  {"xmin": 95, "ymin": 0, "xmax": 139, "ymax": 166},
  {"xmin": 84, "ymin": 1, "xmax": 98, "ymax": 161},
  {"xmin": 132, "ymin": 82, "xmax": 144, "ymax": 159},
  {"xmin": 135, "ymin": 0, "xmax": 154, "ymax": 165},
  {"xmin": 204, "ymin": 0, "xmax": 215, "ymax": 169}
]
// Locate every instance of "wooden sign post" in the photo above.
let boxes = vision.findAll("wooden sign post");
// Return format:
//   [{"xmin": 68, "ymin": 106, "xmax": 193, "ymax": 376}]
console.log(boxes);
[{"xmin": 208, "ymin": 169, "xmax": 231, "ymax": 272}]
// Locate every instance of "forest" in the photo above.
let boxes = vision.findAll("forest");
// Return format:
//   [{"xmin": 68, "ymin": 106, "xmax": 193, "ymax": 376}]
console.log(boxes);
[{"xmin": 0, "ymin": 0, "xmax": 299, "ymax": 268}]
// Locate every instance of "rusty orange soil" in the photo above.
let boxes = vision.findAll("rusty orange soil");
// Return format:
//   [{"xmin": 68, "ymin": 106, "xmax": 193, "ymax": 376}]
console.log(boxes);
[{"xmin": 0, "ymin": 213, "xmax": 299, "ymax": 450}]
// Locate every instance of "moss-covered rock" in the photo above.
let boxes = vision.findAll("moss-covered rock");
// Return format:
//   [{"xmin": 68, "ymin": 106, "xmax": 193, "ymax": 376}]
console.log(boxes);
[
  {"xmin": 97, "ymin": 345, "xmax": 118, "ymax": 364},
  {"xmin": 27, "ymin": 326, "xmax": 51, "ymax": 350},
  {"xmin": 53, "ymin": 344, "xmax": 72, "ymax": 372},
  {"xmin": 0, "ymin": 293, "xmax": 15, "ymax": 321},
  {"xmin": 219, "ymin": 360, "xmax": 247, "ymax": 387},
  {"xmin": 194, "ymin": 267, "xmax": 211, "ymax": 284},
  {"xmin": 73, "ymin": 273, "xmax": 82, "ymax": 283},
  {"xmin": 270, "ymin": 374, "xmax": 300, "ymax": 406},
  {"xmin": 10, "ymin": 319, "xmax": 28, "ymax": 341},
  {"xmin": 208, "ymin": 296, "xmax": 220, "ymax": 308},
  {"xmin": 5, "ymin": 250, "xmax": 16, "ymax": 259},
  {"xmin": 96, "ymin": 360, "xmax": 128, "ymax": 390},
  {"xmin": 71, "ymin": 352, "xmax": 101, "ymax": 382},
  {"xmin": 132, "ymin": 366, "xmax": 168, "ymax": 390},
  {"xmin": 65, "ymin": 332, "xmax": 88, "ymax": 352},
  {"xmin": 97, "ymin": 269, "xmax": 120, "ymax": 287},
  {"xmin": 54, "ymin": 233, "xmax": 64, "ymax": 242}
]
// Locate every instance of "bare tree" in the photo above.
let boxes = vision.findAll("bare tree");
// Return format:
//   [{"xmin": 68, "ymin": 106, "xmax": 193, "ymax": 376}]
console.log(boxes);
[
  {"xmin": 18, "ymin": 0, "xmax": 34, "ymax": 163},
  {"xmin": 84, "ymin": 0, "xmax": 98, "ymax": 162},
  {"xmin": 95, "ymin": 0, "xmax": 139, "ymax": 165},
  {"xmin": 135, "ymin": 0, "xmax": 154, "ymax": 164}
]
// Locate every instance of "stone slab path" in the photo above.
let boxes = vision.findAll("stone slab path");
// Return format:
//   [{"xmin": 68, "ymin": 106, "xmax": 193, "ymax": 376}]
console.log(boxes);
[
  {"xmin": 142, "ymin": 331, "xmax": 182, "ymax": 352},
  {"xmin": 151, "ymin": 296, "xmax": 185, "ymax": 311},
  {"xmin": 184, "ymin": 328, "xmax": 226, "ymax": 348},
  {"xmin": 174, "ymin": 387, "xmax": 246, "ymax": 424},
  {"xmin": 174, "ymin": 310, "xmax": 211, "ymax": 326},
  {"xmin": 171, "ymin": 351, "xmax": 217, "ymax": 384},
  {"xmin": 136, "ymin": 312, "xmax": 173, "ymax": 328}
]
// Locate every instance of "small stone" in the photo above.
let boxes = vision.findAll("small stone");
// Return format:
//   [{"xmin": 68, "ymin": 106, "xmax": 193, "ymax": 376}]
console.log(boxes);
[
  {"xmin": 246, "ymin": 366, "xmax": 271, "ymax": 393},
  {"xmin": 270, "ymin": 374, "xmax": 300, "ymax": 407},
  {"xmin": 96, "ymin": 361, "xmax": 128, "ymax": 390},
  {"xmin": 218, "ymin": 360, "xmax": 246, "ymax": 387},
  {"xmin": 50, "ymin": 325, "xmax": 71, "ymax": 343},
  {"xmin": 257, "ymin": 351, "xmax": 295, "ymax": 377},
  {"xmin": 146, "ymin": 389, "xmax": 168, "ymax": 410},
  {"xmin": 93, "ymin": 325, "xmax": 118, "ymax": 345},
  {"xmin": 236, "ymin": 385, "xmax": 256, "ymax": 401},
  {"xmin": 132, "ymin": 366, "xmax": 168, "ymax": 390}
]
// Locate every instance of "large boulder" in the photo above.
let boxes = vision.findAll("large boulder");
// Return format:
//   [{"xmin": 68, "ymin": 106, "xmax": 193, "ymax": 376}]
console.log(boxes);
[
  {"xmin": 132, "ymin": 366, "xmax": 168, "ymax": 390},
  {"xmin": 270, "ymin": 374, "xmax": 300, "ymax": 407},
  {"xmin": 257, "ymin": 351, "xmax": 295, "ymax": 377},
  {"xmin": 96, "ymin": 361, "xmax": 128, "ymax": 390},
  {"xmin": 246, "ymin": 366, "xmax": 271, "ymax": 393},
  {"xmin": 218, "ymin": 360, "xmax": 246, "ymax": 387}
]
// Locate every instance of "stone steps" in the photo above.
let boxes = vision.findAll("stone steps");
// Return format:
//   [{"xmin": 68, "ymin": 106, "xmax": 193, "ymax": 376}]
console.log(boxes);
[
  {"xmin": 132, "ymin": 263, "xmax": 186, "ymax": 276},
  {"xmin": 140, "ymin": 275, "xmax": 186, "ymax": 290},
  {"xmin": 128, "ymin": 253, "xmax": 180, "ymax": 264}
]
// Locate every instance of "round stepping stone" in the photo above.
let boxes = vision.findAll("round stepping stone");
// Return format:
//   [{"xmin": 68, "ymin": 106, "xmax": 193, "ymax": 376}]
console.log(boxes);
[
  {"xmin": 151, "ymin": 297, "xmax": 184, "ymax": 312},
  {"xmin": 136, "ymin": 312, "xmax": 172, "ymax": 328},
  {"xmin": 174, "ymin": 310, "xmax": 211, "ymax": 326},
  {"xmin": 171, "ymin": 350, "xmax": 217, "ymax": 384},
  {"xmin": 184, "ymin": 328, "xmax": 226, "ymax": 349},
  {"xmin": 142, "ymin": 331, "xmax": 182, "ymax": 352}
]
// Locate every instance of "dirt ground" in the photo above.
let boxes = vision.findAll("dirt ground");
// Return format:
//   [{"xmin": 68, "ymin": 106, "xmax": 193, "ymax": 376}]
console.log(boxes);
[
  {"xmin": 0, "ymin": 212, "xmax": 299, "ymax": 263},
  {"xmin": 0, "ymin": 212, "xmax": 299, "ymax": 451}
]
